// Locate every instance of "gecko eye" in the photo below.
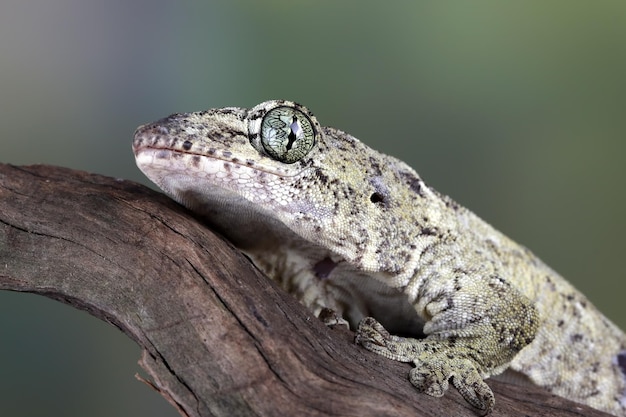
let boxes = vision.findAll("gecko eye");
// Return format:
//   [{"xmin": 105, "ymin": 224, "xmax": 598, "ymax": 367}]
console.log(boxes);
[{"xmin": 259, "ymin": 106, "xmax": 316, "ymax": 163}]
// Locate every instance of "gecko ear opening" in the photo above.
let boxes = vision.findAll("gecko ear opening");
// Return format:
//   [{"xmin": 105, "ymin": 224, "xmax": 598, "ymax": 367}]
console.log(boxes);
[{"xmin": 370, "ymin": 192, "xmax": 386, "ymax": 205}]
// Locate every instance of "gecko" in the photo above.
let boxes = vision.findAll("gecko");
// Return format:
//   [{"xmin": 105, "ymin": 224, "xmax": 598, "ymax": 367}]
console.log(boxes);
[{"xmin": 132, "ymin": 99, "xmax": 626, "ymax": 416}]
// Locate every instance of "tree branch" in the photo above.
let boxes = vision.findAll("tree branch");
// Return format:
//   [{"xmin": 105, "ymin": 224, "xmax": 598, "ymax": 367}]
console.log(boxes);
[{"xmin": 0, "ymin": 164, "xmax": 611, "ymax": 417}]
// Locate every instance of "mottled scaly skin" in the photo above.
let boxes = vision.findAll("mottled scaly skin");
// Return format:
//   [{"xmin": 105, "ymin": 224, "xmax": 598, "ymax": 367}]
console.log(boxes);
[{"xmin": 133, "ymin": 100, "xmax": 626, "ymax": 416}]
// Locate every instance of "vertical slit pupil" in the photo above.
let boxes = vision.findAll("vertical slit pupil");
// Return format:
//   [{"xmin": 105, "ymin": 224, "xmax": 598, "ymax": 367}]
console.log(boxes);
[{"xmin": 286, "ymin": 116, "xmax": 298, "ymax": 151}]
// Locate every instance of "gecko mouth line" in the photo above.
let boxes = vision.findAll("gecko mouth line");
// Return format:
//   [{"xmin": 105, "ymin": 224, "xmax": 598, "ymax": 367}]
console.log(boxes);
[{"xmin": 134, "ymin": 143, "xmax": 308, "ymax": 180}]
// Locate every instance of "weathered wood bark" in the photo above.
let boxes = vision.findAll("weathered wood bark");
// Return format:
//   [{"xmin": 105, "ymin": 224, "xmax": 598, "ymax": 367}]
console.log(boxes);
[{"xmin": 0, "ymin": 164, "xmax": 612, "ymax": 417}]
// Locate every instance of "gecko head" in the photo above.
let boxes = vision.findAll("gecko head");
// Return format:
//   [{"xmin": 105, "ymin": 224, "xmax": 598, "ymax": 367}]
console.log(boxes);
[
  {"xmin": 132, "ymin": 100, "xmax": 321, "ymax": 182},
  {"xmin": 133, "ymin": 100, "xmax": 434, "ymax": 278}
]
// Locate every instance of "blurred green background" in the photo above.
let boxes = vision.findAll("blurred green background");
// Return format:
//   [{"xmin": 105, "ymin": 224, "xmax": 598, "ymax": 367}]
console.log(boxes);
[{"xmin": 1, "ymin": 1, "xmax": 625, "ymax": 416}]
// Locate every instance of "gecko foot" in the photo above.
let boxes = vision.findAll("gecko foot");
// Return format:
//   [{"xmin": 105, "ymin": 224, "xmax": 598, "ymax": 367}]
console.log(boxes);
[
  {"xmin": 318, "ymin": 307, "xmax": 350, "ymax": 329},
  {"xmin": 355, "ymin": 317, "xmax": 495, "ymax": 415}
]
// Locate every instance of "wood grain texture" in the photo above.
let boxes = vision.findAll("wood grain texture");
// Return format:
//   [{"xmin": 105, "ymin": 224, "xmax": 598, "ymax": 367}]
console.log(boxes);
[{"xmin": 0, "ymin": 164, "xmax": 611, "ymax": 417}]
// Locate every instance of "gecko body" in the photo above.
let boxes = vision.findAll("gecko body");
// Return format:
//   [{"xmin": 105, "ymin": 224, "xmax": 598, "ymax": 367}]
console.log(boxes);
[{"xmin": 133, "ymin": 100, "xmax": 626, "ymax": 415}]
